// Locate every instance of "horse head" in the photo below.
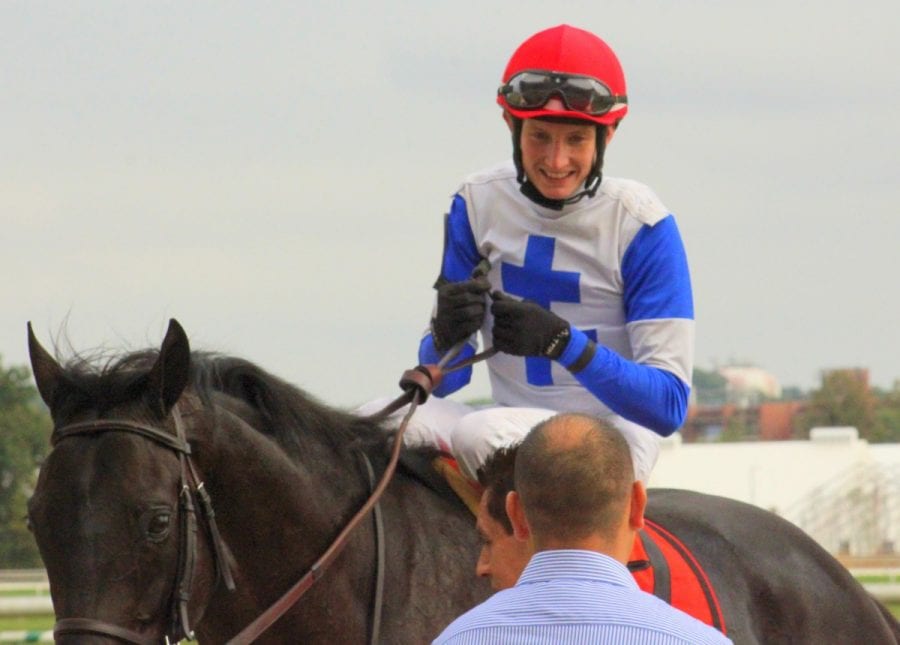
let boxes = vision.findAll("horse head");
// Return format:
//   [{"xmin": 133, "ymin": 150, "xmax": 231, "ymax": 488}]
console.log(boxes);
[
  {"xmin": 25, "ymin": 320, "xmax": 489, "ymax": 644},
  {"xmin": 27, "ymin": 319, "xmax": 222, "ymax": 644}
]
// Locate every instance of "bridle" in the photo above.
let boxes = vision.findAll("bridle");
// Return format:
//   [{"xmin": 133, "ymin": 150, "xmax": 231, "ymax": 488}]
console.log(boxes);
[
  {"xmin": 50, "ymin": 406, "xmax": 235, "ymax": 645},
  {"xmin": 48, "ymin": 340, "xmax": 494, "ymax": 644}
]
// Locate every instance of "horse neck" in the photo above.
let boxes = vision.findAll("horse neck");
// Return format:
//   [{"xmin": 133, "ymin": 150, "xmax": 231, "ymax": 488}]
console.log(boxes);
[
  {"xmin": 189, "ymin": 401, "xmax": 492, "ymax": 643},
  {"xmin": 192, "ymin": 401, "xmax": 371, "ymax": 572}
]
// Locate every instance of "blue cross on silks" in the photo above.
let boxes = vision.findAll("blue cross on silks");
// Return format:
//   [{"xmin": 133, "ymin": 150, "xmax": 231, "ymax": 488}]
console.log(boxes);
[{"xmin": 501, "ymin": 234, "xmax": 582, "ymax": 386}]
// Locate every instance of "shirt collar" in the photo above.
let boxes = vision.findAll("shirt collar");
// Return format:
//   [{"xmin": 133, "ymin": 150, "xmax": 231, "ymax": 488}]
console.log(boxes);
[{"xmin": 516, "ymin": 549, "xmax": 638, "ymax": 589}]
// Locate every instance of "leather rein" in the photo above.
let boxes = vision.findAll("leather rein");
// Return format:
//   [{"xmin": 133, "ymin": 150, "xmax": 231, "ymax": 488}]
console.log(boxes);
[
  {"xmin": 49, "ymin": 341, "xmax": 494, "ymax": 644},
  {"xmin": 224, "ymin": 342, "xmax": 495, "ymax": 644}
]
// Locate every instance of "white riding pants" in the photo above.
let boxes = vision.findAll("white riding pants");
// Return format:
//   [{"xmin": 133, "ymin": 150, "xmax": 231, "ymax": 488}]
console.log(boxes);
[{"xmin": 355, "ymin": 396, "xmax": 660, "ymax": 484}]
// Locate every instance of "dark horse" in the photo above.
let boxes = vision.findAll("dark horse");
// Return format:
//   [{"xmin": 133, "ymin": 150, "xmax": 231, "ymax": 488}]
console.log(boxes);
[
  {"xmin": 27, "ymin": 320, "xmax": 489, "ymax": 644},
  {"xmin": 26, "ymin": 321, "xmax": 900, "ymax": 644}
]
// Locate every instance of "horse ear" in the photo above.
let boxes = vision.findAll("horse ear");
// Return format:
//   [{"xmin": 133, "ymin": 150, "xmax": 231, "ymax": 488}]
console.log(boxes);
[
  {"xmin": 27, "ymin": 322, "xmax": 66, "ymax": 409},
  {"xmin": 145, "ymin": 319, "xmax": 191, "ymax": 417}
]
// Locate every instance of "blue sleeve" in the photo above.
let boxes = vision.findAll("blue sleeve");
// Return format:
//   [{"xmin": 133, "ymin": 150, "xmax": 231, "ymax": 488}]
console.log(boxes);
[
  {"xmin": 439, "ymin": 194, "xmax": 481, "ymax": 282},
  {"xmin": 418, "ymin": 193, "xmax": 481, "ymax": 397},
  {"xmin": 558, "ymin": 329, "xmax": 690, "ymax": 434},
  {"xmin": 556, "ymin": 215, "xmax": 693, "ymax": 434},
  {"xmin": 622, "ymin": 215, "xmax": 693, "ymax": 321}
]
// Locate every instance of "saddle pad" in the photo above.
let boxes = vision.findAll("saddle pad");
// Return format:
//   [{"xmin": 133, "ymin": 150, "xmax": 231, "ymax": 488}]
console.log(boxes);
[
  {"xmin": 628, "ymin": 519, "xmax": 727, "ymax": 634},
  {"xmin": 431, "ymin": 456, "xmax": 483, "ymax": 516}
]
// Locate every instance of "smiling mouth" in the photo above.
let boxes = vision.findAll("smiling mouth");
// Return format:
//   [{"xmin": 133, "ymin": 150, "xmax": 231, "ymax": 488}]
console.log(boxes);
[{"xmin": 541, "ymin": 169, "xmax": 574, "ymax": 181}]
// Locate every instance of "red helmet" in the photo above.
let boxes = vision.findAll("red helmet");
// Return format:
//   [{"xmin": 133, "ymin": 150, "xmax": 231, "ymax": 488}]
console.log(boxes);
[{"xmin": 497, "ymin": 25, "xmax": 628, "ymax": 126}]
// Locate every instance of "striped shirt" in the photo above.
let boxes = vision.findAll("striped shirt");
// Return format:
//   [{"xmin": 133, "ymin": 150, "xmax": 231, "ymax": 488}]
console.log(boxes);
[{"xmin": 432, "ymin": 550, "xmax": 732, "ymax": 645}]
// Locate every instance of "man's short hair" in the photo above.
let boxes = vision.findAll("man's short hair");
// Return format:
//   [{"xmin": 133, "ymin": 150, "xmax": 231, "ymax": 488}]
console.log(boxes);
[
  {"xmin": 476, "ymin": 444, "xmax": 519, "ymax": 535},
  {"xmin": 514, "ymin": 413, "xmax": 633, "ymax": 542}
]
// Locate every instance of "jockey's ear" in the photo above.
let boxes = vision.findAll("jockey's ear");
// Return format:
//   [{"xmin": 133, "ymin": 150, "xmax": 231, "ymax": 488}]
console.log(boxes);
[
  {"xmin": 628, "ymin": 481, "xmax": 647, "ymax": 532},
  {"xmin": 506, "ymin": 491, "xmax": 531, "ymax": 542}
]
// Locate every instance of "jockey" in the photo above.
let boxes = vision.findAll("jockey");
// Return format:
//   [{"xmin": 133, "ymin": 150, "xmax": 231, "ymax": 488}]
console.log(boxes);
[{"xmin": 361, "ymin": 24, "xmax": 694, "ymax": 484}]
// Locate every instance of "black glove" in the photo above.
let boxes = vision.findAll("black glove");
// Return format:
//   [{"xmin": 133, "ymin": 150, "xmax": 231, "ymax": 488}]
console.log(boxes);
[
  {"xmin": 431, "ymin": 277, "xmax": 491, "ymax": 352},
  {"xmin": 490, "ymin": 291, "xmax": 571, "ymax": 359}
]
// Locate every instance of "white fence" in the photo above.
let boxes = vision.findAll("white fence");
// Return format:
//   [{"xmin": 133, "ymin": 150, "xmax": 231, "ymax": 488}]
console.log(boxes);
[
  {"xmin": 785, "ymin": 463, "xmax": 900, "ymax": 557},
  {"xmin": 0, "ymin": 631, "xmax": 53, "ymax": 643},
  {"xmin": 0, "ymin": 570, "xmax": 51, "ymax": 616},
  {"xmin": 1, "ymin": 561, "xmax": 898, "ymax": 618}
]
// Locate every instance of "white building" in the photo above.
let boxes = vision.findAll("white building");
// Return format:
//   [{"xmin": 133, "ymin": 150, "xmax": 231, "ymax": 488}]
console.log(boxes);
[
  {"xmin": 718, "ymin": 365, "xmax": 782, "ymax": 406},
  {"xmin": 649, "ymin": 428, "xmax": 900, "ymax": 556}
]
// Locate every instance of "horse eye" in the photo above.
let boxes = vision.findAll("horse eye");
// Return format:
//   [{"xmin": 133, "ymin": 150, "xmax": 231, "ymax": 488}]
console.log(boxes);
[
  {"xmin": 142, "ymin": 508, "xmax": 173, "ymax": 542},
  {"xmin": 147, "ymin": 513, "xmax": 171, "ymax": 541}
]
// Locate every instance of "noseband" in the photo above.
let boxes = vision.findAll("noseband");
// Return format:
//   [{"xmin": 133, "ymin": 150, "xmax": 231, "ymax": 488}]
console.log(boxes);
[{"xmin": 50, "ymin": 407, "xmax": 235, "ymax": 645}]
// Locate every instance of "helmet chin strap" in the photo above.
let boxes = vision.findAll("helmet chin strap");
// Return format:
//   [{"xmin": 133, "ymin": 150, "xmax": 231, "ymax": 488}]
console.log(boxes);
[{"xmin": 512, "ymin": 118, "xmax": 606, "ymax": 211}]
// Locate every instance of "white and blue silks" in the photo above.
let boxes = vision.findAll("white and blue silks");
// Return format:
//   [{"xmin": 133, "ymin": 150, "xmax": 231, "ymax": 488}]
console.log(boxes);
[{"xmin": 361, "ymin": 160, "xmax": 694, "ymax": 482}]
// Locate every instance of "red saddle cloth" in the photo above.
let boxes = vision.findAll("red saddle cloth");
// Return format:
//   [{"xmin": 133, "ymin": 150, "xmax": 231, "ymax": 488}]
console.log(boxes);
[{"xmin": 628, "ymin": 518, "xmax": 727, "ymax": 635}]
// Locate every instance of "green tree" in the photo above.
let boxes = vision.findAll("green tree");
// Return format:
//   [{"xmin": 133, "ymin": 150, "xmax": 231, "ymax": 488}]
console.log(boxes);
[
  {"xmin": 693, "ymin": 368, "xmax": 728, "ymax": 405},
  {"xmin": 0, "ymin": 357, "xmax": 50, "ymax": 567},
  {"xmin": 719, "ymin": 407, "xmax": 756, "ymax": 442},
  {"xmin": 872, "ymin": 382, "xmax": 900, "ymax": 443},
  {"xmin": 798, "ymin": 369, "xmax": 877, "ymax": 439},
  {"xmin": 780, "ymin": 385, "xmax": 807, "ymax": 401}
]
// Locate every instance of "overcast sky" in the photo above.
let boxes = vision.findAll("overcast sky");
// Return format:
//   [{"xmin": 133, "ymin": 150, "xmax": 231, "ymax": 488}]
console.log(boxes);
[{"xmin": 4, "ymin": 1, "xmax": 899, "ymax": 408}]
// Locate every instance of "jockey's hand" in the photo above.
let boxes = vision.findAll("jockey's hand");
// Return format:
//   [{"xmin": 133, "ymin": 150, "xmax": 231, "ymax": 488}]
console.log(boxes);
[
  {"xmin": 490, "ymin": 291, "xmax": 571, "ymax": 359},
  {"xmin": 431, "ymin": 277, "xmax": 491, "ymax": 352}
]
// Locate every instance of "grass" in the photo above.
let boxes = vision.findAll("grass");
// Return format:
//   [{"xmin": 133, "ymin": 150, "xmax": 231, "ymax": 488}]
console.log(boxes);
[
  {"xmin": 0, "ymin": 591, "xmax": 47, "ymax": 598},
  {"xmin": 889, "ymin": 602, "xmax": 900, "ymax": 619},
  {"xmin": 857, "ymin": 574, "xmax": 900, "ymax": 584},
  {"xmin": 0, "ymin": 613, "xmax": 53, "ymax": 632}
]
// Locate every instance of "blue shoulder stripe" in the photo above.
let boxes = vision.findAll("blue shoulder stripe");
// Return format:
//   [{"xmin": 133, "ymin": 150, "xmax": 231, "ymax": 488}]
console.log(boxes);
[
  {"xmin": 621, "ymin": 215, "xmax": 693, "ymax": 322},
  {"xmin": 441, "ymin": 194, "xmax": 481, "ymax": 282}
]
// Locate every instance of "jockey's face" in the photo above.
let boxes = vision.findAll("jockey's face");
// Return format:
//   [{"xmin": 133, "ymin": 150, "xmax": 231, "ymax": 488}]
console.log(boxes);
[
  {"xmin": 475, "ymin": 491, "xmax": 532, "ymax": 591},
  {"xmin": 519, "ymin": 116, "xmax": 596, "ymax": 201}
]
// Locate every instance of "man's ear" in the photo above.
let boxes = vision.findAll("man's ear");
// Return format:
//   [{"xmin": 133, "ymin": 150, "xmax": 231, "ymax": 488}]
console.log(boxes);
[
  {"xmin": 502, "ymin": 110, "xmax": 515, "ymax": 132},
  {"xmin": 506, "ymin": 491, "xmax": 531, "ymax": 541},
  {"xmin": 629, "ymin": 481, "xmax": 647, "ymax": 531}
]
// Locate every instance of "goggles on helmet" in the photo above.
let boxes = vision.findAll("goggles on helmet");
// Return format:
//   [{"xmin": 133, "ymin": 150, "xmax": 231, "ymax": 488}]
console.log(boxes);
[{"xmin": 498, "ymin": 70, "xmax": 627, "ymax": 116}]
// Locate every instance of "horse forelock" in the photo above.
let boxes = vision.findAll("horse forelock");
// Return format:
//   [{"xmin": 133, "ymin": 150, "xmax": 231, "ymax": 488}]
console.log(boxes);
[{"xmin": 52, "ymin": 349, "xmax": 161, "ymax": 417}]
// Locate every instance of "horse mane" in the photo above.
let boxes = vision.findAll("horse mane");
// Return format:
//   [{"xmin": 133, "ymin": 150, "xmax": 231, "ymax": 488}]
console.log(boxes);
[
  {"xmin": 191, "ymin": 354, "xmax": 389, "ymax": 457},
  {"xmin": 56, "ymin": 348, "xmax": 390, "ymax": 458}
]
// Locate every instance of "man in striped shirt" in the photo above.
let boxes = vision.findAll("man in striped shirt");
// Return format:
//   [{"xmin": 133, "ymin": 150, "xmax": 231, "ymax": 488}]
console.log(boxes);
[
  {"xmin": 433, "ymin": 414, "xmax": 732, "ymax": 644},
  {"xmin": 474, "ymin": 445, "xmax": 531, "ymax": 591}
]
